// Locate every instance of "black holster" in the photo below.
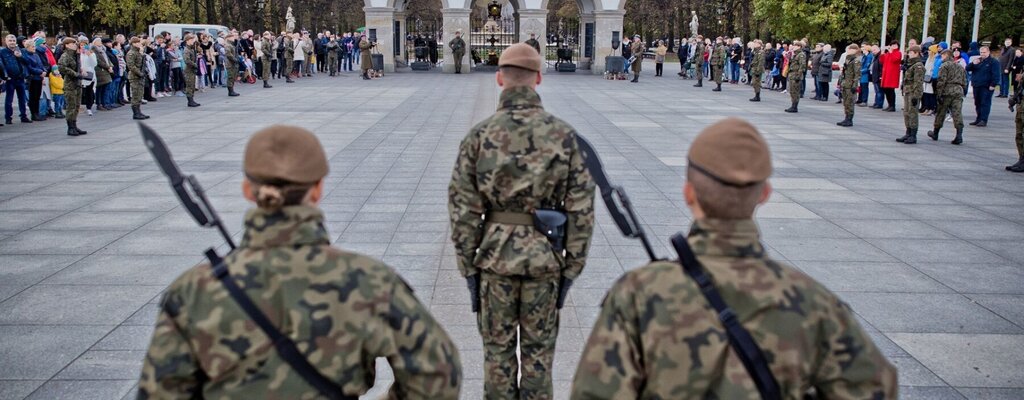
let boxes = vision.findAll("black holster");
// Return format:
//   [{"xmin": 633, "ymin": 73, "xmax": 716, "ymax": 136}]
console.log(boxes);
[{"xmin": 533, "ymin": 209, "xmax": 568, "ymax": 252}]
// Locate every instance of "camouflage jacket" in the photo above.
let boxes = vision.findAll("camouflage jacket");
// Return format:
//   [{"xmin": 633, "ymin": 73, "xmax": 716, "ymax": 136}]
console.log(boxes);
[
  {"xmin": 126, "ymin": 47, "xmax": 145, "ymax": 81},
  {"xmin": 788, "ymin": 50, "xmax": 807, "ymax": 79},
  {"xmin": 525, "ymin": 38, "xmax": 541, "ymax": 53},
  {"xmin": 712, "ymin": 44, "xmax": 727, "ymax": 67},
  {"xmin": 138, "ymin": 206, "xmax": 462, "ymax": 399},
  {"xmin": 224, "ymin": 41, "xmax": 239, "ymax": 68},
  {"xmin": 183, "ymin": 46, "xmax": 198, "ymax": 73},
  {"xmin": 750, "ymin": 49, "xmax": 765, "ymax": 74},
  {"xmin": 57, "ymin": 49, "xmax": 80, "ymax": 85},
  {"xmin": 262, "ymin": 39, "xmax": 274, "ymax": 60},
  {"xmin": 902, "ymin": 58, "xmax": 925, "ymax": 98},
  {"xmin": 572, "ymin": 219, "xmax": 898, "ymax": 400},
  {"xmin": 691, "ymin": 42, "xmax": 705, "ymax": 65},
  {"xmin": 936, "ymin": 59, "xmax": 967, "ymax": 97},
  {"xmin": 841, "ymin": 53, "xmax": 861, "ymax": 89},
  {"xmin": 448, "ymin": 86, "xmax": 595, "ymax": 280},
  {"xmin": 284, "ymin": 38, "xmax": 295, "ymax": 58},
  {"xmin": 449, "ymin": 37, "xmax": 466, "ymax": 53}
]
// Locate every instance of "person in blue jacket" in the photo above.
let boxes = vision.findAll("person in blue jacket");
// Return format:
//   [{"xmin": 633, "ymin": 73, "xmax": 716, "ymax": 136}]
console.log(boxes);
[
  {"xmin": 857, "ymin": 43, "xmax": 873, "ymax": 105},
  {"xmin": 965, "ymin": 45, "xmax": 1002, "ymax": 127},
  {"xmin": 1, "ymin": 34, "xmax": 32, "ymax": 125},
  {"xmin": 23, "ymin": 38, "xmax": 49, "ymax": 121}
]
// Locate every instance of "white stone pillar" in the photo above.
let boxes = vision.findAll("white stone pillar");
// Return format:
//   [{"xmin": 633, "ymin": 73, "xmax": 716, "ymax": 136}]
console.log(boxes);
[
  {"xmin": 364, "ymin": 7, "xmax": 396, "ymax": 73},
  {"xmin": 442, "ymin": 8, "xmax": 472, "ymax": 73},
  {"xmin": 518, "ymin": 9, "xmax": 548, "ymax": 72},
  {"xmin": 592, "ymin": 10, "xmax": 625, "ymax": 75}
]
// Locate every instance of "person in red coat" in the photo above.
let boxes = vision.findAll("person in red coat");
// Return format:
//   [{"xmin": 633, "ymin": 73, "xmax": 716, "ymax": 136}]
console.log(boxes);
[{"xmin": 879, "ymin": 41, "xmax": 903, "ymax": 111}]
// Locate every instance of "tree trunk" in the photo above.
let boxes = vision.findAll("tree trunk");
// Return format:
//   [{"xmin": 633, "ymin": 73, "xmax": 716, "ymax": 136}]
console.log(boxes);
[
  {"xmin": 206, "ymin": 0, "xmax": 216, "ymax": 24},
  {"xmin": 193, "ymin": 0, "xmax": 200, "ymax": 23}
]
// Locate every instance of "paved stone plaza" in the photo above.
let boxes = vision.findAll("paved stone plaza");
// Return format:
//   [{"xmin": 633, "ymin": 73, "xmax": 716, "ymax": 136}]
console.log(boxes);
[{"xmin": 1, "ymin": 64, "xmax": 1023, "ymax": 399}]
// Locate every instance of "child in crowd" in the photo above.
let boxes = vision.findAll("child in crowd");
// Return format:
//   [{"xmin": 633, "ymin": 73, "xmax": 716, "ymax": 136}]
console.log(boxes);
[{"xmin": 49, "ymin": 66, "xmax": 66, "ymax": 119}]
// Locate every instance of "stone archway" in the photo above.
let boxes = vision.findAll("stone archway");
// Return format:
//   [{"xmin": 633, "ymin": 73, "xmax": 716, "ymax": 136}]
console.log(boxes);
[{"xmin": 365, "ymin": 0, "xmax": 623, "ymax": 74}]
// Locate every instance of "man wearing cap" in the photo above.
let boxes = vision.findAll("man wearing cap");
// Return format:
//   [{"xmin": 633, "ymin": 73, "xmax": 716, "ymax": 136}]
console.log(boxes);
[
  {"xmin": 223, "ymin": 31, "xmax": 240, "ymax": 97},
  {"xmin": 630, "ymin": 34, "xmax": 644, "ymax": 82},
  {"xmin": 691, "ymin": 35, "xmax": 706, "ymax": 87},
  {"xmin": 928, "ymin": 49, "xmax": 967, "ymax": 144},
  {"xmin": 125, "ymin": 37, "xmax": 149, "ymax": 120},
  {"xmin": 448, "ymin": 43, "xmax": 595, "ymax": 399},
  {"xmin": 260, "ymin": 31, "xmax": 274, "ymax": 88},
  {"xmin": 785, "ymin": 41, "xmax": 807, "ymax": 112},
  {"xmin": 711, "ymin": 36, "xmax": 727, "ymax": 91},
  {"xmin": 448, "ymin": 31, "xmax": 466, "ymax": 74},
  {"xmin": 139, "ymin": 125, "xmax": 462, "ymax": 399},
  {"xmin": 571, "ymin": 117, "xmax": 898, "ymax": 399}
]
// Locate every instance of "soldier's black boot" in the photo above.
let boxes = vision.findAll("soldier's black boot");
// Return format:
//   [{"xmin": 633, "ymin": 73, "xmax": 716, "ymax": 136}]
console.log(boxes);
[
  {"xmin": 263, "ymin": 80, "xmax": 272, "ymax": 88},
  {"xmin": 784, "ymin": 103, "xmax": 798, "ymax": 113},
  {"xmin": 187, "ymin": 97, "xmax": 201, "ymax": 107},
  {"xmin": 286, "ymin": 76, "xmax": 295, "ymax": 83},
  {"xmin": 1007, "ymin": 155, "xmax": 1024, "ymax": 172},
  {"xmin": 631, "ymin": 74, "xmax": 638, "ymax": 83},
  {"xmin": 927, "ymin": 127, "xmax": 940, "ymax": 141},
  {"xmin": 904, "ymin": 128, "xmax": 918, "ymax": 144},
  {"xmin": 837, "ymin": 116, "xmax": 853, "ymax": 127},
  {"xmin": 951, "ymin": 129, "xmax": 963, "ymax": 145},
  {"xmin": 897, "ymin": 128, "xmax": 911, "ymax": 142},
  {"xmin": 66, "ymin": 120, "xmax": 80, "ymax": 136},
  {"xmin": 72, "ymin": 121, "xmax": 87, "ymax": 135},
  {"xmin": 228, "ymin": 87, "xmax": 240, "ymax": 97},
  {"xmin": 712, "ymin": 83, "xmax": 722, "ymax": 92},
  {"xmin": 132, "ymin": 106, "xmax": 147, "ymax": 120},
  {"xmin": 749, "ymin": 93, "xmax": 760, "ymax": 102},
  {"xmin": 694, "ymin": 80, "xmax": 702, "ymax": 87}
]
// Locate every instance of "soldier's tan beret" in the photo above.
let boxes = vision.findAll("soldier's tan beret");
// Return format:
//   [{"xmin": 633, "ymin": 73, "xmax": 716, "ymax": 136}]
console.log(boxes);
[
  {"xmin": 499, "ymin": 43, "xmax": 543, "ymax": 72},
  {"xmin": 244, "ymin": 125, "xmax": 328, "ymax": 185},
  {"xmin": 688, "ymin": 118, "xmax": 772, "ymax": 187}
]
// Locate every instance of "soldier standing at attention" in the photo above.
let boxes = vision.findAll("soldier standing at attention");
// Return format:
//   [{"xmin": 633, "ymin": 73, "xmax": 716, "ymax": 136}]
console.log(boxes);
[
  {"xmin": 223, "ymin": 31, "xmax": 240, "ymax": 97},
  {"xmin": 630, "ymin": 34, "xmax": 644, "ymax": 83},
  {"xmin": 928, "ymin": 49, "xmax": 967, "ymax": 144},
  {"xmin": 326, "ymin": 34, "xmax": 340, "ymax": 76},
  {"xmin": 126, "ymin": 37, "xmax": 149, "ymax": 120},
  {"xmin": 1008, "ymin": 84, "xmax": 1024, "ymax": 172},
  {"xmin": 785, "ymin": 41, "xmax": 807, "ymax": 113},
  {"xmin": 138, "ymin": 125, "xmax": 462, "ymax": 399},
  {"xmin": 748, "ymin": 40, "xmax": 764, "ymax": 102},
  {"xmin": 898, "ymin": 45, "xmax": 925, "ymax": 144},
  {"xmin": 448, "ymin": 43, "xmax": 595, "ymax": 400},
  {"xmin": 836, "ymin": 44, "xmax": 862, "ymax": 127},
  {"xmin": 525, "ymin": 32, "xmax": 541, "ymax": 54},
  {"xmin": 711, "ymin": 37, "xmax": 727, "ymax": 91},
  {"xmin": 449, "ymin": 31, "xmax": 466, "ymax": 74},
  {"xmin": 359, "ymin": 34, "xmax": 373, "ymax": 80},
  {"xmin": 691, "ymin": 35, "xmax": 705, "ymax": 87},
  {"xmin": 183, "ymin": 34, "xmax": 200, "ymax": 108},
  {"xmin": 57, "ymin": 37, "xmax": 86, "ymax": 136},
  {"xmin": 283, "ymin": 33, "xmax": 295, "ymax": 83},
  {"xmin": 260, "ymin": 31, "xmax": 274, "ymax": 88},
  {"xmin": 571, "ymin": 118, "xmax": 899, "ymax": 400}
]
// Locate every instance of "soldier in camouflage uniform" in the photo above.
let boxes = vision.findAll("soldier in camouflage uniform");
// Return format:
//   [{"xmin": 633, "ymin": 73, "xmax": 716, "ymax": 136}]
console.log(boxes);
[
  {"xmin": 183, "ymin": 34, "xmax": 201, "ymax": 108},
  {"xmin": 283, "ymin": 34, "xmax": 296, "ymax": 83},
  {"xmin": 785, "ymin": 41, "xmax": 807, "ymax": 113},
  {"xmin": 749, "ymin": 40, "xmax": 764, "ymax": 102},
  {"xmin": 711, "ymin": 37, "xmax": 727, "ymax": 91},
  {"xmin": 898, "ymin": 45, "xmax": 925, "ymax": 144},
  {"xmin": 837, "ymin": 44, "xmax": 862, "ymax": 127},
  {"xmin": 630, "ymin": 34, "xmax": 644, "ymax": 83},
  {"xmin": 57, "ymin": 38, "xmax": 86, "ymax": 136},
  {"xmin": 525, "ymin": 33, "xmax": 541, "ymax": 53},
  {"xmin": 449, "ymin": 31, "xmax": 466, "ymax": 74},
  {"xmin": 139, "ymin": 125, "xmax": 462, "ymax": 399},
  {"xmin": 224, "ymin": 31, "xmax": 240, "ymax": 97},
  {"xmin": 327, "ymin": 34, "xmax": 340, "ymax": 76},
  {"xmin": 1008, "ymin": 85, "xmax": 1024, "ymax": 172},
  {"xmin": 448, "ymin": 44, "xmax": 595, "ymax": 400},
  {"xmin": 691, "ymin": 35, "xmax": 705, "ymax": 87},
  {"xmin": 928, "ymin": 49, "xmax": 967, "ymax": 144},
  {"xmin": 126, "ymin": 37, "xmax": 150, "ymax": 120},
  {"xmin": 261, "ymin": 32, "xmax": 274, "ymax": 88},
  {"xmin": 571, "ymin": 118, "xmax": 899, "ymax": 400}
]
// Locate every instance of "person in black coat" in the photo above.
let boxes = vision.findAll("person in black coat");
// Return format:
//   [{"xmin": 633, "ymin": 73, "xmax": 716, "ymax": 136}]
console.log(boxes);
[{"xmin": 965, "ymin": 45, "xmax": 1002, "ymax": 126}]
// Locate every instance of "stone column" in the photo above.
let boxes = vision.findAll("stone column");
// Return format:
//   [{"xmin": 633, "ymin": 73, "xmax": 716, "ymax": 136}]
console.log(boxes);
[
  {"xmin": 364, "ymin": 7, "xmax": 396, "ymax": 73},
  {"xmin": 442, "ymin": 8, "xmax": 472, "ymax": 73},
  {"xmin": 592, "ymin": 10, "xmax": 624, "ymax": 75},
  {"xmin": 394, "ymin": 11, "xmax": 407, "ymax": 67},
  {"xmin": 517, "ymin": 9, "xmax": 547, "ymax": 73},
  {"xmin": 579, "ymin": 12, "xmax": 595, "ymax": 70}
]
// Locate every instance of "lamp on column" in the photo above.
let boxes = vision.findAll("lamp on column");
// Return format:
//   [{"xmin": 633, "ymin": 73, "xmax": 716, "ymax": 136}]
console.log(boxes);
[{"xmin": 487, "ymin": 0, "xmax": 502, "ymax": 20}]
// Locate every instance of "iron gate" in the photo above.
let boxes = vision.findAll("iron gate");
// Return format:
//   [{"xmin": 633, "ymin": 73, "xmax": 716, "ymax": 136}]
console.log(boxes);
[
  {"xmin": 470, "ymin": 9, "xmax": 517, "ymax": 71},
  {"xmin": 546, "ymin": 17, "xmax": 580, "ymax": 71},
  {"xmin": 405, "ymin": 17, "xmax": 442, "ymax": 70}
]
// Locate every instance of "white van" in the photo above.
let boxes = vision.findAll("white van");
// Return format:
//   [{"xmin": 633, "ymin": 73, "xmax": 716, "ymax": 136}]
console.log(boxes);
[{"xmin": 149, "ymin": 23, "xmax": 229, "ymax": 39}]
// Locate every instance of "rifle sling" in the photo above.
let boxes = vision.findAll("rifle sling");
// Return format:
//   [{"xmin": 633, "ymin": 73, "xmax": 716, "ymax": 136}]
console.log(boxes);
[
  {"xmin": 669, "ymin": 234, "xmax": 782, "ymax": 400},
  {"xmin": 204, "ymin": 249, "xmax": 357, "ymax": 400}
]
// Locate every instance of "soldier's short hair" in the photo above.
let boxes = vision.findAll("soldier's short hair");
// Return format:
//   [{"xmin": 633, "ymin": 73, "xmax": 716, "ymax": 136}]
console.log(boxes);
[
  {"xmin": 847, "ymin": 44, "xmax": 860, "ymax": 52},
  {"xmin": 686, "ymin": 169, "xmax": 765, "ymax": 219},
  {"xmin": 62, "ymin": 37, "xmax": 77, "ymax": 47},
  {"xmin": 130, "ymin": 37, "xmax": 141, "ymax": 44},
  {"xmin": 499, "ymin": 66, "xmax": 537, "ymax": 87}
]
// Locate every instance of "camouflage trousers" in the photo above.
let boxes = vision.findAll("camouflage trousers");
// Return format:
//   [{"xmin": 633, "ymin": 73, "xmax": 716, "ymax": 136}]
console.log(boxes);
[
  {"xmin": 789, "ymin": 77, "xmax": 803, "ymax": 105},
  {"xmin": 478, "ymin": 273, "xmax": 560, "ymax": 400},
  {"xmin": 130, "ymin": 78, "xmax": 144, "ymax": 106},
  {"xmin": 64, "ymin": 85, "xmax": 81, "ymax": 121},
  {"xmin": 184, "ymin": 70, "xmax": 196, "ymax": 97},
  {"xmin": 1016, "ymin": 104, "xmax": 1023, "ymax": 156},
  {"xmin": 453, "ymin": 52, "xmax": 464, "ymax": 73},
  {"xmin": 752, "ymin": 74, "xmax": 761, "ymax": 95},
  {"xmin": 226, "ymin": 65, "xmax": 237, "ymax": 89},
  {"xmin": 328, "ymin": 53, "xmax": 338, "ymax": 73},
  {"xmin": 842, "ymin": 86, "xmax": 856, "ymax": 118},
  {"xmin": 261, "ymin": 57, "xmax": 272, "ymax": 81},
  {"xmin": 695, "ymin": 62, "xmax": 704, "ymax": 81},
  {"xmin": 712, "ymin": 65, "xmax": 723, "ymax": 84},
  {"xmin": 904, "ymin": 95, "xmax": 921, "ymax": 129},
  {"xmin": 934, "ymin": 94, "xmax": 964, "ymax": 130}
]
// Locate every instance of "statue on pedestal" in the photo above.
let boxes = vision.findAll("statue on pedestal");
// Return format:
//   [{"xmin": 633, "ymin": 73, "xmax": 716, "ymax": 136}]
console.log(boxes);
[
  {"xmin": 689, "ymin": 11, "xmax": 699, "ymax": 38},
  {"xmin": 286, "ymin": 7, "xmax": 296, "ymax": 33}
]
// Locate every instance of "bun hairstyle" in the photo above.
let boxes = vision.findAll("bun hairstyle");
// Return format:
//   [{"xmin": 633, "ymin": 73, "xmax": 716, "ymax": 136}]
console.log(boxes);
[{"xmin": 250, "ymin": 180, "xmax": 313, "ymax": 210}]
